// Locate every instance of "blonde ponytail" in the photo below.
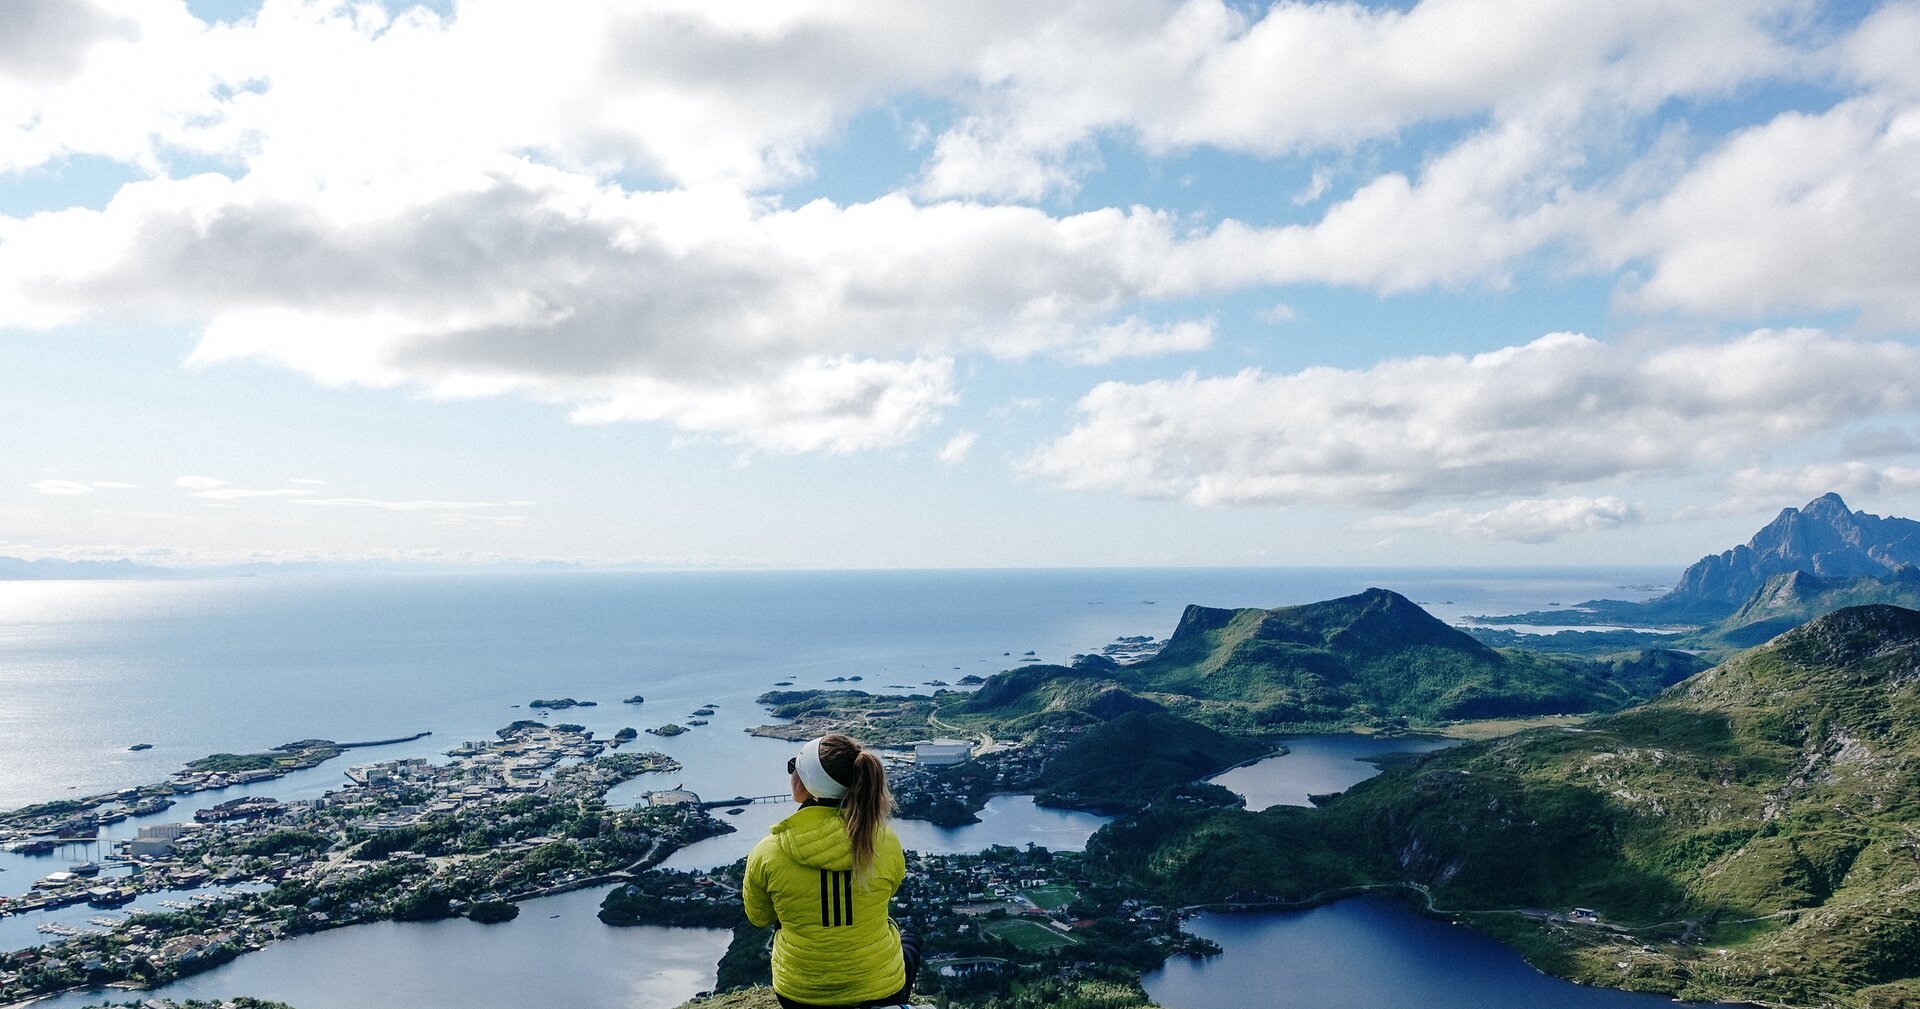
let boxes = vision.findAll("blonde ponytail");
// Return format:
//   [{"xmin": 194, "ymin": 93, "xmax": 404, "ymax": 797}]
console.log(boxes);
[{"xmin": 816, "ymin": 733, "xmax": 893, "ymax": 877}]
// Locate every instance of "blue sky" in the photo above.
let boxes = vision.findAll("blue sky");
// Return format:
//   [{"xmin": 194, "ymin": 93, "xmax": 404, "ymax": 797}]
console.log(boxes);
[{"xmin": 3, "ymin": 0, "xmax": 1919, "ymax": 568}]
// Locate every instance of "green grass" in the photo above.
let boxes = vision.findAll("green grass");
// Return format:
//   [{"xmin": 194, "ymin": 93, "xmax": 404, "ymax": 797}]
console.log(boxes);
[
  {"xmin": 1023, "ymin": 885, "xmax": 1079, "ymax": 911},
  {"xmin": 984, "ymin": 917, "xmax": 1080, "ymax": 952}
]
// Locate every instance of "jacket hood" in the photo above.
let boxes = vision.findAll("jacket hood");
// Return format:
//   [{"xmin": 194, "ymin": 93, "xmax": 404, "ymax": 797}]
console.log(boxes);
[{"xmin": 770, "ymin": 804, "xmax": 853, "ymax": 871}]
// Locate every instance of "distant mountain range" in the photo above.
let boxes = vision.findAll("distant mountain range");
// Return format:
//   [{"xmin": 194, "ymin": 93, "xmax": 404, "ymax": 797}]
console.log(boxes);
[
  {"xmin": 0, "ymin": 556, "xmax": 173, "ymax": 580},
  {"xmin": 1481, "ymin": 494, "xmax": 1920, "ymax": 639},
  {"xmin": 1670, "ymin": 492, "xmax": 1920, "ymax": 605}
]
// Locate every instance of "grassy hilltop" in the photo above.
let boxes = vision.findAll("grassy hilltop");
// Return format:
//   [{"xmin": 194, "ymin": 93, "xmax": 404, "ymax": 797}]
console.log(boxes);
[
  {"xmin": 945, "ymin": 588, "xmax": 1699, "ymax": 736},
  {"xmin": 1089, "ymin": 605, "xmax": 1920, "ymax": 1008}
]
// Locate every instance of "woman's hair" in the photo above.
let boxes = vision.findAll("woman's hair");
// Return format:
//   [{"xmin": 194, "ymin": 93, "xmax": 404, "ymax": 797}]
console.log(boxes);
[{"xmin": 816, "ymin": 733, "xmax": 893, "ymax": 875}]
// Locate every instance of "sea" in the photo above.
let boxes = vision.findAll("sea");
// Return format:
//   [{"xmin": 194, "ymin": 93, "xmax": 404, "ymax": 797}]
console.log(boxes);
[{"xmin": 0, "ymin": 567, "xmax": 1678, "ymax": 1009}]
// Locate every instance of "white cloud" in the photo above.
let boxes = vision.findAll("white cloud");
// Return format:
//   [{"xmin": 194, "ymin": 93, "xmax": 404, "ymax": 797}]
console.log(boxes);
[
  {"xmin": 916, "ymin": 1, "xmax": 1799, "ymax": 199},
  {"xmin": 3, "ymin": 0, "xmax": 1918, "ymax": 466},
  {"xmin": 1726, "ymin": 462, "xmax": 1920, "ymax": 502},
  {"xmin": 937, "ymin": 430, "xmax": 978, "ymax": 466},
  {"xmin": 0, "ymin": 171, "xmax": 1226, "ymax": 452},
  {"xmin": 28, "ymin": 479, "xmax": 92, "ymax": 495},
  {"xmin": 566, "ymin": 355, "xmax": 959, "ymax": 454},
  {"xmin": 289, "ymin": 497, "xmax": 532, "ymax": 511},
  {"xmin": 1027, "ymin": 329, "xmax": 1920, "ymax": 508},
  {"xmin": 0, "ymin": 0, "xmax": 1057, "ymax": 189},
  {"xmin": 191, "ymin": 487, "xmax": 314, "ymax": 500},
  {"xmin": 90, "ymin": 480, "xmax": 137, "ymax": 488},
  {"xmin": 1839, "ymin": 426, "xmax": 1920, "ymax": 458},
  {"xmin": 1601, "ymin": 94, "xmax": 1920, "ymax": 327},
  {"xmin": 1291, "ymin": 169, "xmax": 1332, "ymax": 207},
  {"xmin": 1366, "ymin": 496, "xmax": 1647, "ymax": 543},
  {"xmin": 174, "ymin": 475, "xmax": 227, "ymax": 489},
  {"xmin": 286, "ymin": 477, "xmax": 329, "ymax": 485},
  {"xmin": 1066, "ymin": 318, "xmax": 1213, "ymax": 365}
]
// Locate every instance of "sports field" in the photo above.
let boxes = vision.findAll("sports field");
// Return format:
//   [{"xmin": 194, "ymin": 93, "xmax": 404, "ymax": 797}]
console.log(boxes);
[
  {"xmin": 1021, "ymin": 885, "xmax": 1079, "ymax": 911},
  {"xmin": 982, "ymin": 917, "xmax": 1079, "ymax": 952}
]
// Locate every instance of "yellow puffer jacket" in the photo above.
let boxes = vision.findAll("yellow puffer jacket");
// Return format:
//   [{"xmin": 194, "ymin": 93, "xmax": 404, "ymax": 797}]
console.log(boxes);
[{"xmin": 744, "ymin": 804, "xmax": 906, "ymax": 1006}]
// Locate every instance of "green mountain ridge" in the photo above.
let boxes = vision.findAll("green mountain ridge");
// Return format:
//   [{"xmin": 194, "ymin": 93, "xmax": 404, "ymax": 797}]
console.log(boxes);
[
  {"xmin": 957, "ymin": 588, "xmax": 1699, "ymax": 733},
  {"xmin": 1704, "ymin": 567, "xmax": 1920, "ymax": 649},
  {"xmin": 1092, "ymin": 604, "xmax": 1920, "ymax": 1007}
]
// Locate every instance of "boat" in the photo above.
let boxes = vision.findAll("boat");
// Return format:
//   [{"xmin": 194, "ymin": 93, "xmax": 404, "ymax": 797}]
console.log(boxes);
[
  {"xmin": 128, "ymin": 743, "xmax": 153, "ymax": 751},
  {"xmin": 11, "ymin": 840, "xmax": 57, "ymax": 855},
  {"xmin": 69, "ymin": 861, "xmax": 102, "ymax": 877}
]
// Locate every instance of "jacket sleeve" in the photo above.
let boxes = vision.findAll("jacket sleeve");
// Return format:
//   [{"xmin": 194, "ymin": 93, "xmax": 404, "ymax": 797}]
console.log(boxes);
[{"xmin": 743, "ymin": 844, "xmax": 776, "ymax": 928}]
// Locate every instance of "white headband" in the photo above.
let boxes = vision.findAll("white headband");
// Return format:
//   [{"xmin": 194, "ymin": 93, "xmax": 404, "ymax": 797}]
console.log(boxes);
[{"xmin": 796, "ymin": 737, "xmax": 849, "ymax": 800}]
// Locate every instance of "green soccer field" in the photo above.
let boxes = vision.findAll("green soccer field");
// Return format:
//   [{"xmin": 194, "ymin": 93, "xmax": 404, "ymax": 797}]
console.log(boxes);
[
  {"xmin": 983, "ymin": 917, "xmax": 1079, "ymax": 952},
  {"xmin": 1021, "ymin": 885, "xmax": 1079, "ymax": 911}
]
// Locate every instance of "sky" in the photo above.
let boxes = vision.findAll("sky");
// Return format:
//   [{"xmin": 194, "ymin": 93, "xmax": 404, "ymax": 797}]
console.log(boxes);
[{"xmin": 3, "ymin": 0, "xmax": 1919, "ymax": 570}]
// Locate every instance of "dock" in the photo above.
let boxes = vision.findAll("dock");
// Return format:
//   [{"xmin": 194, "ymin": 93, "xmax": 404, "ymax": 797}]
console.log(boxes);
[{"xmin": 641, "ymin": 789, "xmax": 788, "ymax": 810}]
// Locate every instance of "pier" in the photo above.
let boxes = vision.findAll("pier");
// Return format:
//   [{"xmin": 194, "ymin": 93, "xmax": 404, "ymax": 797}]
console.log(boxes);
[{"xmin": 641, "ymin": 789, "xmax": 789, "ymax": 810}]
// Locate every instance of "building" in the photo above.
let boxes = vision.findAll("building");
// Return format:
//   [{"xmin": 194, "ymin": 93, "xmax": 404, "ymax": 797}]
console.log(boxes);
[
  {"xmin": 915, "ymin": 740, "xmax": 972, "ymax": 767},
  {"xmin": 647, "ymin": 789, "xmax": 700, "ymax": 807},
  {"xmin": 126, "ymin": 837, "xmax": 175, "ymax": 857}
]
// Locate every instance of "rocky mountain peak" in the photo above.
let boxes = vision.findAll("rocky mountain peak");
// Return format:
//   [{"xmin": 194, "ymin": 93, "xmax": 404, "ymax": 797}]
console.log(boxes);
[{"xmin": 1668, "ymin": 494, "xmax": 1920, "ymax": 606}]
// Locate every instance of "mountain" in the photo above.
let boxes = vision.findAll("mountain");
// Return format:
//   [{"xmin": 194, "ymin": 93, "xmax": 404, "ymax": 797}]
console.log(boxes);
[
  {"xmin": 1667, "ymin": 493, "xmax": 1920, "ymax": 607},
  {"xmin": 1095, "ymin": 605, "xmax": 1920, "ymax": 1007},
  {"xmin": 1478, "ymin": 493, "xmax": 1920, "ymax": 630},
  {"xmin": 0, "ymin": 555, "xmax": 172, "ymax": 580},
  {"xmin": 1031, "ymin": 710, "xmax": 1266, "ymax": 812},
  {"xmin": 1702, "ymin": 566, "xmax": 1920, "ymax": 649},
  {"xmin": 1124, "ymin": 588, "xmax": 1684, "ymax": 726},
  {"xmin": 955, "ymin": 589, "xmax": 1691, "ymax": 733}
]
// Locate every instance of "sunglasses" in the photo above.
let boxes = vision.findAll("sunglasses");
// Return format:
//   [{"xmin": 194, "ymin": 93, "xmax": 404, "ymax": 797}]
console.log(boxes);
[{"xmin": 786, "ymin": 757, "xmax": 797, "ymax": 775}]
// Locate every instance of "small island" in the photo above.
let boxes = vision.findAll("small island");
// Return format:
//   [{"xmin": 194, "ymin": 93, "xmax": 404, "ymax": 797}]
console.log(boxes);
[
  {"xmin": 127, "ymin": 742, "xmax": 153, "ymax": 751},
  {"xmin": 623, "ymin": 695, "xmax": 646, "ymax": 704},
  {"xmin": 528, "ymin": 697, "xmax": 595, "ymax": 710},
  {"xmin": 646, "ymin": 723, "xmax": 689, "ymax": 737},
  {"xmin": 466, "ymin": 900, "xmax": 521, "ymax": 924}
]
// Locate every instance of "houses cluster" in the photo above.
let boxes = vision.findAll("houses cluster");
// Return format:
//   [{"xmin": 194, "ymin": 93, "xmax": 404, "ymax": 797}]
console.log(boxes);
[
  {"xmin": 1, "ymin": 724, "xmax": 695, "ymax": 1004},
  {"xmin": 891, "ymin": 729, "xmax": 1077, "ymax": 820}
]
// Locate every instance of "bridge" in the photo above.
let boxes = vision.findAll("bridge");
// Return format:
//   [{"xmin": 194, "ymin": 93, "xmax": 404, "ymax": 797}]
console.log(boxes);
[{"xmin": 695, "ymin": 793, "xmax": 789, "ymax": 809}]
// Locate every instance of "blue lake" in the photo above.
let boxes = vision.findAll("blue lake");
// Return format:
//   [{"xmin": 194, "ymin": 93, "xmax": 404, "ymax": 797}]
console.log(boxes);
[
  {"xmin": 1145, "ymin": 897, "xmax": 1681, "ymax": 1009},
  {"xmin": 1208, "ymin": 733, "xmax": 1459, "ymax": 810}
]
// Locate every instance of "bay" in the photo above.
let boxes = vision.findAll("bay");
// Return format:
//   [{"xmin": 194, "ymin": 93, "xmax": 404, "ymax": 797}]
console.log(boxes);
[
  {"xmin": 0, "ymin": 567, "xmax": 1666, "ymax": 810},
  {"xmin": 24, "ymin": 885, "xmax": 731, "ymax": 1009}
]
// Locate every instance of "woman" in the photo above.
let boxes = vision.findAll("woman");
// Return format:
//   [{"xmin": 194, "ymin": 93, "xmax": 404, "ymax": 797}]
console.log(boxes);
[{"xmin": 744, "ymin": 733, "xmax": 921, "ymax": 1009}]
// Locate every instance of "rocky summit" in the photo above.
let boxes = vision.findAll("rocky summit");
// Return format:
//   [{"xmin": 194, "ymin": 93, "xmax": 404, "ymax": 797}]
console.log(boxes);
[{"xmin": 1667, "ymin": 493, "xmax": 1920, "ymax": 607}]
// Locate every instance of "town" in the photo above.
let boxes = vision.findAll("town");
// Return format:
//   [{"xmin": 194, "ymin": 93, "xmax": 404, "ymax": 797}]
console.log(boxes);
[{"xmin": 0, "ymin": 723, "xmax": 724, "ymax": 1004}]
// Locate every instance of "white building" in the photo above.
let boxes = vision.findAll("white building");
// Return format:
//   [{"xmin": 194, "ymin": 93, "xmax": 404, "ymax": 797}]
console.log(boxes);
[{"xmin": 915, "ymin": 740, "xmax": 972, "ymax": 767}]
